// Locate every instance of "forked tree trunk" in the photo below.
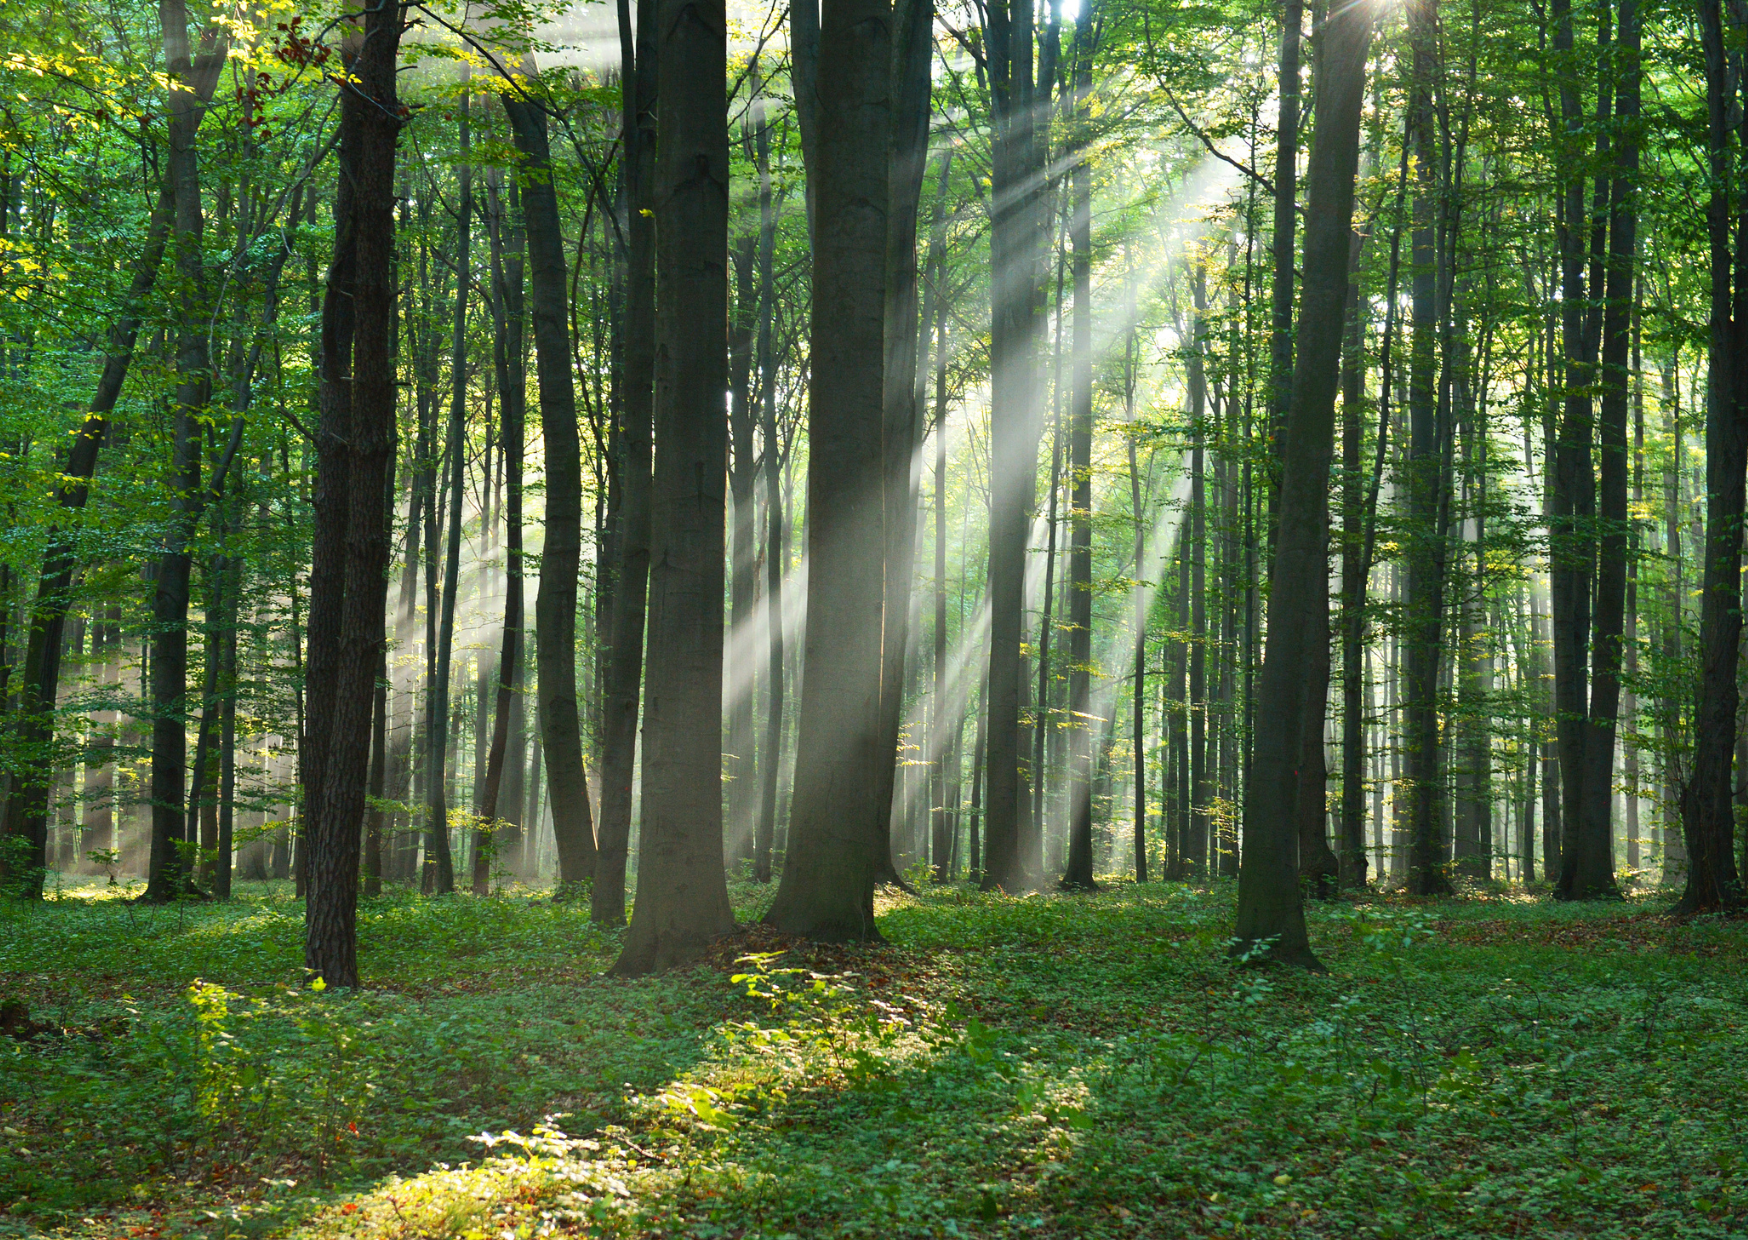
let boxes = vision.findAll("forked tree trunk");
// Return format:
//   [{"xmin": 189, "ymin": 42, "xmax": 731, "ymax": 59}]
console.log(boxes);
[
  {"xmin": 611, "ymin": 0, "xmax": 735, "ymax": 973},
  {"xmin": 1233, "ymin": 0, "xmax": 1371, "ymax": 969}
]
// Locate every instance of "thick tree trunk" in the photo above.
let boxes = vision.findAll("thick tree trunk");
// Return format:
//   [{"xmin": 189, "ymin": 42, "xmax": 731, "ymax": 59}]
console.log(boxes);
[
  {"xmin": 1233, "ymin": 0, "xmax": 1371, "ymax": 968},
  {"xmin": 594, "ymin": 0, "xmax": 657, "ymax": 923},
  {"xmin": 612, "ymin": 0, "xmax": 735, "ymax": 972},
  {"xmin": 765, "ymin": 0, "xmax": 894, "ymax": 938},
  {"xmin": 504, "ymin": 93, "xmax": 598, "ymax": 889},
  {"xmin": 304, "ymin": 5, "xmax": 402, "ymax": 985}
]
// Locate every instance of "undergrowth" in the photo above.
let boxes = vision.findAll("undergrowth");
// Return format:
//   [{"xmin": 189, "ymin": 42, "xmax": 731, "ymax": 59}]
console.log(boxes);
[{"xmin": 2, "ymin": 879, "xmax": 1744, "ymax": 1238}]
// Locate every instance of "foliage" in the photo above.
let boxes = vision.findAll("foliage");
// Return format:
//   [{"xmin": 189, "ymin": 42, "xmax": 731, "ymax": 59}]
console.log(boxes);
[{"xmin": 3, "ymin": 881, "xmax": 1745, "ymax": 1237}]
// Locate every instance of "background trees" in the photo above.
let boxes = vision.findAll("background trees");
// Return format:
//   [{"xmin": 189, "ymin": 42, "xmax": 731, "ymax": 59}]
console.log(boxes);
[{"xmin": 0, "ymin": 0, "xmax": 1737, "ymax": 974}]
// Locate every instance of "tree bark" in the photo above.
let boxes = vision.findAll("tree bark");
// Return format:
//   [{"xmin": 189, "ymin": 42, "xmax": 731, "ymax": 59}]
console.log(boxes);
[
  {"xmin": 1233, "ymin": 0, "xmax": 1371, "ymax": 968},
  {"xmin": 504, "ymin": 90, "xmax": 598, "ymax": 889},
  {"xmin": 764, "ymin": 0, "xmax": 894, "ymax": 938},
  {"xmin": 304, "ymin": 2, "xmax": 403, "ymax": 985},
  {"xmin": 1677, "ymin": 0, "xmax": 1747, "ymax": 915},
  {"xmin": 611, "ymin": 0, "xmax": 735, "ymax": 972},
  {"xmin": 594, "ymin": 0, "xmax": 657, "ymax": 923}
]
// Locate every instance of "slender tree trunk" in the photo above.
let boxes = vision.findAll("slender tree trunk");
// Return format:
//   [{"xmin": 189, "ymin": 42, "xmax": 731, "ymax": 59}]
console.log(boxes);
[
  {"xmin": 1062, "ymin": 22, "xmax": 1098, "ymax": 889},
  {"xmin": 424, "ymin": 100, "xmax": 471, "ymax": 899},
  {"xmin": 1565, "ymin": 0, "xmax": 1637, "ymax": 901},
  {"xmin": 1678, "ymin": 0, "xmax": 1747, "ymax": 914},
  {"xmin": 1233, "ymin": 0, "xmax": 1371, "ymax": 967},
  {"xmin": 1188, "ymin": 267, "xmax": 1208, "ymax": 877},
  {"xmin": 871, "ymin": 0, "xmax": 935, "ymax": 881},
  {"xmin": 754, "ymin": 98, "xmax": 785, "ymax": 886},
  {"xmin": 504, "ymin": 91, "xmax": 598, "ymax": 888},
  {"xmin": 593, "ymin": 0, "xmax": 657, "ymax": 922}
]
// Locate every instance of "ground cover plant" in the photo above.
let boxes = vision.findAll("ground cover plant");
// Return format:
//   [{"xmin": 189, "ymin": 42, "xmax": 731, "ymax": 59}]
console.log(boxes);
[{"xmin": 4, "ymin": 879, "xmax": 1744, "ymax": 1239}]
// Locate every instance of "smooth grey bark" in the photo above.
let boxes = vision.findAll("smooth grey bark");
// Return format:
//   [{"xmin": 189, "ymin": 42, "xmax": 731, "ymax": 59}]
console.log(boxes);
[
  {"xmin": 1233, "ymin": 0, "xmax": 1372, "ymax": 969},
  {"xmin": 611, "ymin": 0, "xmax": 735, "ymax": 972},
  {"xmin": 754, "ymin": 98, "xmax": 784, "ymax": 885},
  {"xmin": 765, "ymin": 0, "xmax": 893, "ymax": 938}
]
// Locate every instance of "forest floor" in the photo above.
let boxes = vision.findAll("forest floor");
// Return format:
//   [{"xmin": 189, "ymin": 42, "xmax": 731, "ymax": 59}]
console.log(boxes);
[{"xmin": 2, "ymin": 876, "xmax": 1745, "ymax": 1240}]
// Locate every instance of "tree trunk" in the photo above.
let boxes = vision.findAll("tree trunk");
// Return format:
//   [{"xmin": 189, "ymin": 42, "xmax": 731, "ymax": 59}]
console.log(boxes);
[
  {"xmin": 303, "ymin": 5, "xmax": 402, "ymax": 986},
  {"xmin": 1564, "ymin": 0, "xmax": 1637, "ymax": 901},
  {"xmin": 754, "ymin": 97, "xmax": 785, "ymax": 886},
  {"xmin": 611, "ymin": 0, "xmax": 735, "ymax": 973},
  {"xmin": 1233, "ymin": 0, "xmax": 1371, "ymax": 968},
  {"xmin": 1402, "ymin": 0, "xmax": 1453, "ymax": 897},
  {"xmin": 594, "ymin": 0, "xmax": 658, "ymax": 923},
  {"xmin": 871, "ymin": 0, "xmax": 935, "ymax": 882},
  {"xmin": 764, "ymin": 0, "xmax": 894, "ymax": 938},
  {"xmin": 503, "ymin": 91, "xmax": 598, "ymax": 889},
  {"xmin": 1062, "ymin": 20, "xmax": 1098, "ymax": 890},
  {"xmin": 474, "ymin": 159, "xmax": 528, "ymax": 896},
  {"xmin": 981, "ymin": 0, "xmax": 1049, "ymax": 892},
  {"xmin": 424, "ymin": 100, "xmax": 471, "ymax": 899},
  {"xmin": 1678, "ymin": 0, "xmax": 1747, "ymax": 915}
]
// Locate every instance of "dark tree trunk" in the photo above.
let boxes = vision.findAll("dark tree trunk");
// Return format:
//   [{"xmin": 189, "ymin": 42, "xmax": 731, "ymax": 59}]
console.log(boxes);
[
  {"xmin": 754, "ymin": 97, "xmax": 784, "ymax": 886},
  {"xmin": 1233, "ymin": 0, "xmax": 1370, "ymax": 968},
  {"xmin": 1678, "ymin": 0, "xmax": 1747, "ymax": 915},
  {"xmin": 364, "ymin": 653, "xmax": 387, "ymax": 898},
  {"xmin": 1062, "ymin": 20, "xmax": 1098, "ymax": 891},
  {"xmin": 611, "ymin": 0, "xmax": 735, "ymax": 973},
  {"xmin": 1402, "ymin": 1, "xmax": 1453, "ymax": 897},
  {"xmin": 503, "ymin": 93, "xmax": 598, "ymax": 888},
  {"xmin": 981, "ymin": 0, "xmax": 1049, "ymax": 892},
  {"xmin": 424, "ymin": 100, "xmax": 470, "ymax": 899},
  {"xmin": 303, "ymin": 6, "xmax": 403, "ymax": 986},
  {"xmin": 726, "ymin": 221, "xmax": 760, "ymax": 870},
  {"xmin": 143, "ymin": 0, "xmax": 222, "ymax": 904},
  {"xmin": 594, "ymin": 0, "xmax": 657, "ymax": 924},
  {"xmin": 764, "ymin": 0, "xmax": 894, "ymax": 938},
  {"xmin": 1564, "ymin": 0, "xmax": 1638, "ymax": 901},
  {"xmin": 1267, "ymin": 0, "xmax": 1302, "ymax": 504}
]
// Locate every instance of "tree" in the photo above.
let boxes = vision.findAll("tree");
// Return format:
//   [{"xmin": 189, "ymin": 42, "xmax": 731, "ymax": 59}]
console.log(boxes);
[
  {"xmin": 1234, "ymin": 0, "xmax": 1372, "ymax": 968},
  {"xmin": 611, "ymin": 0, "xmax": 735, "ymax": 973},
  {"xmin": 303, "ymin": 0, "xmax": 404, "ymax": 986},
  {"xmin": 503, "ymin": 83, "xmax": 597, "ymax": 892}
]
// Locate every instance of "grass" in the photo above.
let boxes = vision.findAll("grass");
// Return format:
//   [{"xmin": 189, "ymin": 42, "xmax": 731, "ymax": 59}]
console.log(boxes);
[{"xmin": 2, "ymin": 876, "xmax": 1745, "ymax": 1238}]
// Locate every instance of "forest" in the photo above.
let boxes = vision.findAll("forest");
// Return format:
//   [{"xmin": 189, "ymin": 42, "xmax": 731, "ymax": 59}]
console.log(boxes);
[{"xmin": 1, "ymin": 0, "xmax": 1746, "ymax": 1235}]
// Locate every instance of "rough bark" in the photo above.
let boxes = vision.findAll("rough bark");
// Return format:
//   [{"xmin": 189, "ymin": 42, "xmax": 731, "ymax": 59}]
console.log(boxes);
[
  {"xmin": 304, "ymin": 2, "xmax": 403, "ymax": 986},
  {"xmin": 1233, "ymin": 0, "xmax": 1371, "ymax": 968}
]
